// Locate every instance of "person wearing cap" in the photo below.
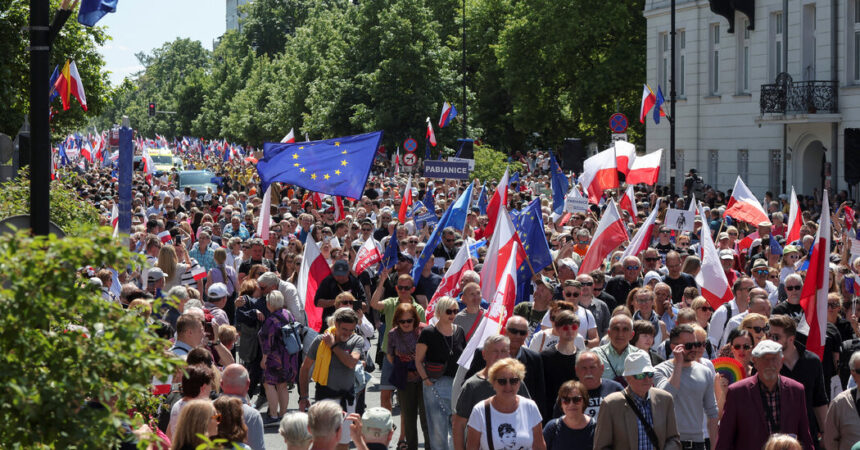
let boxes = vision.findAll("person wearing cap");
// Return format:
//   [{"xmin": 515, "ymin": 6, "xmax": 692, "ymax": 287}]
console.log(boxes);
[
  {"xmin": 145, "ymin": 267, "xmax": 166, "ymax": 297},
  {"xmin": 751, "ymin": 258, "xmax": 780, "ymax": 307},
  {"xmin": 708, "ymin": 276, "xmax": 755, "ymax": 349},
  {"xmin": 824, "ymin": 350, "xmax": 860, "ymax": 450},
  {"xmin": 513, "ymin": 275, "xmax": 556, "ymax": 336},
  {"xmin": 716, "ymin": 339, "xmax": 813, "ymax": 450},
  {"xmin": 643, "ymin": 271, "xmax": 662, "ymax": 288},
  {"xmin": 719, "ymin": 248, "xmax": 740, "ymax": 287},
  {"xmin": 314, "ymin": 259, "xmax": 366, "ymax": 332},
  {"xmin": 361, "ymin": 407, "xmax": 395, "ymax": 449},
  {"xmin": 593, "ymin": 351, "xmax": 681, "ymax": 450},
  {"xmin": 605, "ymin": 256, "xmax": 644, "ymax": 308},
  {"xmin": 204, "ymin": 282, "xmax": 230, "ymax": 326},
  {"xmin": 778, "ymin": 245, "xmax": 801, "ymax": 285}
]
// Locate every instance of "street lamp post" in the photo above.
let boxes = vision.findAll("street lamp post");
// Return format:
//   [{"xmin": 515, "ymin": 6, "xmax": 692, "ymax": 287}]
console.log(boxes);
[
  {"xmin": 29, "ymin": 0, "xmax": 50, "ymax": 235},
  {"xmin": 669, "ymin": 0, "xmax": 677, "ymax": 195},
  {"xmin": 461, "ymin": 0, "xmax": 467, "ymax": 139}
]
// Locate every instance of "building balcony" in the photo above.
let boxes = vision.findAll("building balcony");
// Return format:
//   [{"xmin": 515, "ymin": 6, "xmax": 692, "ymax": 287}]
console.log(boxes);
[{"xmin": 760, "ymin": 72, "xmax": 838, "ymax": 116}]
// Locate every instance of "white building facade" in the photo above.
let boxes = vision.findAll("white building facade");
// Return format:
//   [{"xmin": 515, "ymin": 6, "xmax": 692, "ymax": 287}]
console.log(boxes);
[{"xmin": 644, "ymin": 0, "xmax": 860, "ymax": 198}]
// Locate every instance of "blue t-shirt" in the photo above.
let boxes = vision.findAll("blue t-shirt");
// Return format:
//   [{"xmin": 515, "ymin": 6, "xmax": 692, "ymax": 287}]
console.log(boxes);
[{"xmin": 543, "ymin": 416, "xmax": 596, "ymax": 450}]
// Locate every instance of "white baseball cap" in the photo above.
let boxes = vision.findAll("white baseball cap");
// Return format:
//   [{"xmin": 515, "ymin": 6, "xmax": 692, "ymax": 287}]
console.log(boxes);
[{"xmin": 623, "ymin": 351, "xmax": 655, "ymax": 377}]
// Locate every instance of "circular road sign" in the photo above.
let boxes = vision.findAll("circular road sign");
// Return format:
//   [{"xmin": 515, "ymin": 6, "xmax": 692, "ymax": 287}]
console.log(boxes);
[
  {"xmin": 609, "ymin": 113, "xmax": 628, "ymax": 133},
  {"xmin": 403, "ymin": 138, "xmax": 418, "ymax": 153},
  {"xmin": 403, "ymin": 153, "xmax": 417, "ymax": 166}
]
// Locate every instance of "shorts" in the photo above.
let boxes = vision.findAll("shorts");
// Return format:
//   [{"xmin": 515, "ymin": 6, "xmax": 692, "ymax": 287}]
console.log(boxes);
[{"xmin": 379, "ymin": 357, "xmax": 395, "ymax": 391}]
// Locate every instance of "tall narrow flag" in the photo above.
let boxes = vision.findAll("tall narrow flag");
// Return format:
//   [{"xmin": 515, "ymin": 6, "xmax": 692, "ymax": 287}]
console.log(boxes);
[
  {"xmin": 550, "ymin": 151, "xmax": 569, "ymax": 215},
  {"xmin": 281, "ymin": 128, "xmax": 296, "ymax": 143},
  {"xmin": 579, "ymin": 149, "xmax": 619, "ymax": 204},
  {"xmin": 724, "ymin": 176, "xmax": 771, "ymax": 226},
  {"xmin": 439, "ymin": 102, "xmax": 458, "ymax": 128},
  {"xmin": 614, "ymin": 141, "xmax": 636, "ymax": 176},
  {"xmin": 622, "ymin": 199, "xmax": 661, "ymax": 260},
  {"xmin": 579, "ymin": 201, "xmax": 629, "ymax": 274},
  {"xmin": 620, "ymin": 185, "xmax": 638, "ymax": 224},
  {"xmin": 426, "ymin": 117, "xmax": 437, "ymax": 147},
  {"xmin": 639, "ymin": 84, "xmax": 657, "ymax": 123},
  {"xmin": 626, "ymin": 149, "xmax": 663, "ymax": 186},
  {"xmin": 427, "ymin": 242, "xmax": 474, "ymax": 321},
  {"xmin": 257, "ymin": 185, "xmax": 272, "ymax": 244},
  {"xmin": 799, "ymin": 192, "xmax": 830, "ymax": 359},
  {"xmin": 380, "ymin": 231, "xmax": 401, "ymax": 271},
  {"xmin": 298, "ymin": 238, "xmax": 332, "ymax": 331},
  {"xmin": 695, "ymin": 203, "xmax": 733, "ymax": 309},
  {"xmin": 787, "ymin": 187, "xmax": 803, "ymax": 243},
  {"xmin": 411, "ymin": 184, "xmax": 474, "ymax": 284},
  {"xmin": 653, "ymin": 85, "xmax": 666, "ymax": 124},
  {"xmin": 476, "ymin": 184, "xmax": 488, "ymax": 216},
  {"xmin": 53, "ymin": 60, "xmax": 88, "ymax": 111},
  {"xmin": 480, "ymin": 196, "xmax": 522, "ymax": 305},
  {"xmin": 398, "ymin": 177, "xmax": 414, "ymax": 223},
  {"xmin": 514, "ymin": 199, "xmax": 553, "ymax": 304},
  {"xmin": 484, "ymin": 168, "xmax": 510, "ymax": 239}
]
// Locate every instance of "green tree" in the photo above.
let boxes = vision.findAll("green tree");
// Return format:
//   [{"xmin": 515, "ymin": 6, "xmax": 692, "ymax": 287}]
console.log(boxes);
[
  {"xmin": 0, "ymin": 228, "xmax": 179, "ymax": 448},
  {"xmin": 239, "ymin": 0, "xmax": 315, "ymax": 57},
  {"xmin": 1, "ymin": 0, "xmax": 111, "ymax": 137},
  {"xmin": 0, "ymin": 168, "xmax": 99, "ymax": 235},
  {"xmin": 472, "ymin": 144, "xmax": 520, "ymax": 182}
]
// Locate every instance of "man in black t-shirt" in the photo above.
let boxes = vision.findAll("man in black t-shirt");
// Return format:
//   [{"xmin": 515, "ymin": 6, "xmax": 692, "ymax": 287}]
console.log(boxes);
[
  {"xmin": 237, "ymin": 238, "xmax": 276, "ymax": 282},
  {"xmin": 661, "ymin": 251, "xmax": 697, "ymax": 305},
  {"xmin": 772, "ymin": 273, "xmax": 806, "ymax": 340},
  {"xmin": 314, "ymin": 260, "xmax": 367, "ymax": 332}
]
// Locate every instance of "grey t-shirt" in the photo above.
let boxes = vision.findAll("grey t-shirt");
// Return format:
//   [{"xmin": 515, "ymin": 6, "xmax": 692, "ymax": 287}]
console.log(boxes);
[
  {"xmin": 653, "ymin": 360, "xmax": 718, "ymax": 442},
  {"xmin": 454, "ymin": 372, "xmax": 530, "ymax": 418},
  {"xmin": 454, "ymin": 310, "xmax": 482, "ymax": 337},
  {"xmin": 307, "ymin": 333, "xmax": 365, "ymax": 393}
]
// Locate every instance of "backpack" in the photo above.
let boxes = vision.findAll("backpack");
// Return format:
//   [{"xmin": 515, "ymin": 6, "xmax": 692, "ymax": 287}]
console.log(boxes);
[{"xmin": 279, "ymin": 321, "xmax": 303, "ymax": 355}]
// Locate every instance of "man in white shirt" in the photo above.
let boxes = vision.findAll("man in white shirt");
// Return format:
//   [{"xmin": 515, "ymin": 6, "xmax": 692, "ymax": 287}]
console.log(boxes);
[{"xmin": 707, "ymin": 276, "xmax": 754, "ymax": 348}]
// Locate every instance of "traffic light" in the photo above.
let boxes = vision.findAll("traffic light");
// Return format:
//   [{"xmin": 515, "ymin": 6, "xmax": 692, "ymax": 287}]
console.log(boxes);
[{"xmin": 148, "ymin": 102, "xmax": 156, "ymax": 117}]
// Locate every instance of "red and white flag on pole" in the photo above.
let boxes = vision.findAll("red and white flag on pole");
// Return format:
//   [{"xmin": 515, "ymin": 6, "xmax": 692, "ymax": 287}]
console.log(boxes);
[
  {"xmin": 484, "ymin": 168, "xmax": 510, "ymax": 239},
  {"xmin": 619, "ymin": 185, "xmax": 638, "ymax": 224},
  {"xmin": 639, "ymin": 84, "xmax": 657, "ymax": 123},
  {"xmin": 458, "ymin": 243, "xmax": 518, "ymax": 369},
  {"xmin": 621, "ymin": 199, "xmax": 661, "ymax": 260},
  {"xmin": 787, "ymin": 186, "xmax": 803, "ymax": 243},
  {"xmin": 724, "ymin": 176, "xmax": 771, "ymax": 226},
  {"xmin": 695, "ymin": 203, "xmax": 733, "ymax": 309},
  {"xmin": 480, "ymin": 195, "xmax": 521, "ymax": 306},
  {"xmin": 333, "ymin": 196, "xmax": 346, "ymax": 221},
  {"xmin": 579, "ymin": 149, "xmax": 619, "ymax": 204},
  {"xmin": 157, "ymin": 230, "xmax": 172, "ymax": 244},
  {"xmin": 281, "ymin": 128, "xmax": 296, "ymax": 143},
  {"xmin": 426, "ymin": 117, "xmax": 437, "ymax": 147},
  {"xmin": 257, "ymin": 184, "xmax": 272, "ymax": 245},
  {"xmin": 625, "ymin": 149, "xmax": 663, "ymax": 186},
  {"xmin": 352, "ymin": 238, "xmax": 382, "ymax": 276},
  {"xmin": 398, "ymin": 177, "xmax": 413, "ymax": 224},
  {"xmin": 614, "ymin": 141, "xmax": 636, "ymax": 176},
  {"xmin": 110, "ymin": 204, "xmax": 119, "ymax": 238},
  {"xmin": 297, "ymin": 237, "xmax": 332, "ymax": 331},
  {"xmin": 190, "ymin": 264, "xmax": 206, "ymax": 281},
  {"xmin": 142, "ymin": 147, "xmax": 155, "ymax": 185},
  {"xmin": 799, "ymin": 191, "xmax": 830, "ymax": 360},
  {"xmin": 427, "ymin": 241, "xmax": 474, "ymax": 322},
  {"xmin": 394, "ymin": 147, "xmax": 400, "ymax": 175},
  {"xmin": 579, "ymin": 200, "xmax": 628, "ymax": 274}
]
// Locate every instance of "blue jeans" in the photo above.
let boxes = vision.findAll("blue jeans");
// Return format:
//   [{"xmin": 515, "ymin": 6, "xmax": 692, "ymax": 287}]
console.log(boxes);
[{"xmin": 422, "ymin": 375, "xmax": 453, "ymax": 449}]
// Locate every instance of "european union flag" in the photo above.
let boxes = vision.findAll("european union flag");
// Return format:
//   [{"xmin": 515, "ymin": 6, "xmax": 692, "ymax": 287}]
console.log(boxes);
[
  {"xmin": 514, "ymin": 198, "xmax": 553, "ymax": 304},
  {"xmin": 510, "ymin": 171, "xmax": 520, "ymax": 186},
  {"xmin": 476, "ymin": 184, "xmax": 488, "ymax": 215},
  {"xmin": 78, "ymin": 0, "xmax": 118, "ymax": 27},
  {"xmin": 654, "ymin": 85, "xmax": 665, "ymax": 124},
  {"xmin": 258, "ymin": 131, "xmax": 383, "ymax": 198},
  {"xmin": 411, "ymin": 183, "xmax": 474, "ymax": 284},
  {"xmin": 423, "ymin": 188, "xmax": 435, "ymax": 213},
  {"xmin": 380, "ymin": 233, "xmax": 400, "ymax": 270},
  {"xmin": 550, "ymin": 151, "xmax": 569, "ymax": 214}
]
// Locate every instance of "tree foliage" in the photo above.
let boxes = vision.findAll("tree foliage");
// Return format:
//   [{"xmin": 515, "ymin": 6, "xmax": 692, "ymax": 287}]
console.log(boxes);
[
  {"xmin": 472, "ymin": 144, "xmax": 521, "ymax": 183},
  {"xmin": 0, "ymin": 167, "xmax": 100, "ymax": 235}
]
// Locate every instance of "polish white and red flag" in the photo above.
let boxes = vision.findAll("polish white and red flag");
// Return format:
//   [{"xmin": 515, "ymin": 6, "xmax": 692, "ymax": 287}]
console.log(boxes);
[
  {"xmin": 281, "ymin": 128, "xmax": 296, "ymax": 144},
  {"xmin": 141, "ymin": 147, "xmax": 155, "ymax": 185},
  {"xmin": 110, "ymin": 204, "xmax": 119, "ymax": 238},
  {"xmin": 257, "ymin": 184, "xmax": 272, "ymax": 245},
  {"xmin": 398, "ymin": 177, "xmax": 414, "ymax": 224},
  {"xmin": 459, "ymin": 242, "xmax": 518, "ymax": 369},
  {"xmin": 621, "ymin": 199, "xmax": 661, "ymax": 260},
  {"xmin": 579, "ymin": 148, "xmax": 618, "ymax": 204},
  {"xmin": 483, "ymin": 168, "xmax": 510, "ymax": 239},
  {"xmin": 190, "ymin": 264, "xmax": 207, "ymax": 281},
  {"xmin": 614, "ymin": 141, "xmax": 636, "ymax": 175},
  {"xmin": 800, "ymin": 191, "xmax": 830, "ymax": 359},
  {"xmin": 787, "ymin": 186, "xmax": 803, "ymax": 243},
  {"xmin": 353, "ymin": 238, "xmax": 382, "ymax": 276},
  {"xmin": 480, "ymin": 196, "xmax": 523, "ymax": 307},
  {"xmin": 724, "ymin": 176, "xmax": 771, "ymax": 226},
  {"xmin": 427, "ymin": 241, "xmax": 474, "ymax": 322},
  {"xmin": 333, "ymin": 196, "xmax": 346, "ymax": 221},
  {"xmin": 625, "ymin": 149, "xmax": 663, "ymax": 186},
  {"xmin": 426, "ymin": 117, "xmax": 437, "ymax": 147},
  {"xmin": 619, "ymin": 185, "xmax": 638, "ymax": 224},
  {"xmin": 579, "ymin": 200, "xmax": 628, "ymax": 274},
  {"xmin": 298, "ymin": 237, "xmax": 333, "ymax": 331},
  {"xmin": 695, "ymin": 203, "xmax": 733, "ymax": 309},
  {"xmin": 157, "ymin": 230, "xmax": 172, "ymax": 244},
  {"xmin": 639, "ymin": 84, "xmax": 657, "ymax": 123}
]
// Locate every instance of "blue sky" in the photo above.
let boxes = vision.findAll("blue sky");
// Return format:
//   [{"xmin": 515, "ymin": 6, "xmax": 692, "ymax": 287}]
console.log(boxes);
[{"xmin": 96, "ymin": 1, "xmax": 226, "ymax": 85}]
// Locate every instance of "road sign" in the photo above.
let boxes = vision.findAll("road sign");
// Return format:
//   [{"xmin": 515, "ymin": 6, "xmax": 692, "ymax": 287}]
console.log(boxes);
[
  {"xmin": 609, "ymin": 113, "xmax": 628, "ymax": 133},
  {"xmin": 611, "ymin": 133, "xmax": 628, "ymax": 142},
  {"xmin": 403, "ymin": 138, "xmax": 418, "ymax": 153},
  {"xmin": 403, "ymin": 153, "xmax": 417, "ymax": 166}
]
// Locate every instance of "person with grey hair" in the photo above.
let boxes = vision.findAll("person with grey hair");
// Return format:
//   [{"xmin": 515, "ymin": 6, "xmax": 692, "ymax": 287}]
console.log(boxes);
[
  {"xmin": 595, "ymin": 314, "xmax": 644, "ymax": 385},
  {"xmin": 307, "ymin": 400, "xmax": 346, "ymax": 449},
  {"xmin": 279, "ymin": 412, "xmax": 312, "ymax": 450},
  {"xmin": 772, "ymin": 273, "xmax": 805, "ymax": 328},
  {"xmin": 824, "ymin": 350, "xmax": 860, "ymax": 449},
  {"xmin": 604, "ymin": 256, "xmax": 644, "ymax": 307},
  {"xmin": 258, "ymin": 290, "xmax": 300, "ymax": 425},
  {"xmin": 162, "ymin": 285, "xmax": 190, "ymax": 328},
  {"xmin": 220, "ymin": 364, "xmax": 266, "ymax": 450},
  {"xmin": 258, "ymin": 271, "xmax": 306, "ymax": 325}
]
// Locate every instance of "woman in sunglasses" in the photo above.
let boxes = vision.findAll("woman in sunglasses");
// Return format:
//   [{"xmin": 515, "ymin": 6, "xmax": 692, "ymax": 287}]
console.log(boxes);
[
  {"xmin": 542, "ymin": 380, "xmax": 594, "ymax": 450},
  {"xmin": 466, "ymin": 358, "xmax": 546, "ymax": 450},
  {"xmin": 387, "ymin": 303, "xmax": 429, "ymax": 449},
  {"xmin": 530, "ymin": 302, "xmax": 584, "ymax": 353},
  {"xmin": 722, "ymin": 328, "xmax": 754, "ymax": 376},
  {"xmin": 740, "ymin": 313, "xmax": 769, "ymax": 346},
  {"xmin": 690, "ymin": 297, "xmax": 713, "ymax": 331}
]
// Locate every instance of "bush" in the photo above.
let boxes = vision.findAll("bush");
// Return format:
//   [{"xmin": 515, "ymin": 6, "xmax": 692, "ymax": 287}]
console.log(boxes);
[
  {"xmin": 0, "ymin": 228, "xmax": 179, "ymax": 448},
  {"xmin": 472, "ymin": 144, "xmax": 523, "ymax": 184},
  {"xmin": 0, "ymin": 168, "xmax": 100, "ymax": 236}
]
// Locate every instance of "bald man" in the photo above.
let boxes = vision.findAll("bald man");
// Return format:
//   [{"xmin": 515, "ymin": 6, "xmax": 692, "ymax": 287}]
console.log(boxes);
[{"xmin": 220, "ymin": 364, "xmax": 266, "ymax": 450}]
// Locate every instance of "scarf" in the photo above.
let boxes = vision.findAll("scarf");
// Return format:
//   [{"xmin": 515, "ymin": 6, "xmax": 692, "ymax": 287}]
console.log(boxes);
[{"xmin": 311, "ymin": 326, "xmax": 337, "ymax": 386}]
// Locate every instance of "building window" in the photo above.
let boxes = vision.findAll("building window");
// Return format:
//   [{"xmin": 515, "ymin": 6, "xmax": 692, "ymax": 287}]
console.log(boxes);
[
  {"xmin": 660, "ymin": 32, "xmax": 669, "ymax": 92},
  {"xmin": 709, "ymin": 150, "xmax": 719, "ymax": 190},
  {"xmin": 738, "ymin": 149, "xmax": 749, "ymax": 181},
  {"xmin": 802, "ymin": 4, "xmax": 816, "ymax": 80},
  {"xmin": 709, "ymin": 24, "xmax": 720, "ymax": 95},
  {"xmin": 769, "ymin": 149, "xmax": 782, "ymax": 195},
  {"xmin": 854, "ymin": 1, "xmax": 860, "ymax": 81},
  {"xmin": 679, "ymin": 30, "xmax": 686, "ymax": 96},
  {"xmin": 738, "ymin": 20, "xmax": 751, "ymax": 93},
  {"xmin": 773, "ymin": 12, "xmax": 783, "ymax": 80}
]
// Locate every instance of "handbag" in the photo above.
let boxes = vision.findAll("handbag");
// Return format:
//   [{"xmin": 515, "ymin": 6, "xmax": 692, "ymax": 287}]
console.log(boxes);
[{"xmin": 423, "ymin": 361, "xmax": 446, "ymax": 379}]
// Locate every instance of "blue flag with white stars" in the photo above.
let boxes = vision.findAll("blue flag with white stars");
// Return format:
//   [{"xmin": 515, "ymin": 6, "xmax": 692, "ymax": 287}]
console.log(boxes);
[
  {"xmin": 476, "ymin": 184, "xmax": 488, "ymax": 215},
  {"xmin": 380, "ymin": 232, "xmax": 400, "ymax": 271},
  {"xmin": 258, "ymin": 131, "xmax": 383, "ymax": 198},
  {"xmin": 550, "ymin": 151, "xmax": 569, "ymax": 215},
  {"xmin": 410, "ymin": 183, "xmax": 474, "ymax": 285},
  {"xmin": 513, "ymin": 198, "xmax": 553, "ymax": 304}
]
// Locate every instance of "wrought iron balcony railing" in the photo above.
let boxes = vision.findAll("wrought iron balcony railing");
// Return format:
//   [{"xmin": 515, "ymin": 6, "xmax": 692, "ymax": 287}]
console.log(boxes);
[{"xmin": 760, "ymin": 72, "xmax": 838, "ymax": 115}]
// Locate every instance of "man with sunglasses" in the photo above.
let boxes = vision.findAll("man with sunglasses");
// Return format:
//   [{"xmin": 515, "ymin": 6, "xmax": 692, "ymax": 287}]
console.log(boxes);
[
  {"xmin": 590, "ymin": 270, "xmax": 618, "ymax": 311},
  {"xmin": 654, "ymin": 227, "xmax": 676, "ymax": 258},
  {"xmin": 594, "ymin": 351, "xmax": 681, "ymax": 450},
  {"xmin": 720, "ymin": 289, "xmax": 771, "ymax": 345},
  {"xmin": 605, "ymin": 256, "xmax": 644, "ymax": 307},
  {"xmin": 772, "ymin": 274, "xmax": 807, "ymax": 343},
  {"xmin": 750, "ymin": 259, "xmax": 779, "ymax": 306},
  {"xmin": 576, "ymin": 273, "xmax": 610, "ymax": 338},
  {"xmin": 708, "ymin": 276, "xmax": 754, "ymax": 349},
  {"xmin": 653, "ymin": 325, "xmax": 718, "ymax": 450}
]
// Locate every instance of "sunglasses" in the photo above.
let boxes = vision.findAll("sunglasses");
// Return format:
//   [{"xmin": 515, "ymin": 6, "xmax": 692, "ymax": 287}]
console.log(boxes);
[
  {"xmin": 495, "ymin": 377, "xmax": 521, "ymax": 386},
  {"xmin": 632, "ymin": 372, "xmax": 655, "ymax": 380},
  {"xmin": 561, "ymin": 395, "xmax": 584, "ymax": 404},
  {"xmin": 625, "ymin": 266, "xmax": 640, "ymax": 271},
  {"xmin": 785, "ymin": 285, "xmax": 802, "ymax": 291},
  {"xmin": 683, "ymin": 341, "xmax": 705, "ymax": 350},
  {"xmin": 397, "ymin": 285, "xmax": 412, "ymax": 291},
  {"xmin": 579, "ymin": 282, "xmax": 593, "ymax": 286},
  {"xmin": 733, "ymin": 344, "xmax": 752, "ymax": 350},
  {"xmin": 408, "ymin": 240, "xmax": 419, "ymax": 244},
  {"xmin": 507, "ymin": 327, "xmax": 529, "ymax": 336},
  {"xmin": 445, "ymin": 308, "xmax": 458, "ymax": 315},
  {"xmin": 754, "ymin": 269, "xmax": 769, "ymax": 275},
  {"xmin": 747, "ymin": 325, "xmax": 770, "ymax": 334},
  {"xmin": 339, "ymin": 300, "xmax": 355, "ymax": 306},
  {"xmin": 645, "ymin": 257, "xmax": 661, "ymax": 262},
  {"xmin": 398, "ymin": 319, "xmax": 414, "ymax": 325},
  {"xmin": 564, "ymin": 292, "xmax": 580, "ymax": 298},
  {"xmin": 828, "ymin": 302, "xmax": 841, "ymax": 309},
  {"xmin": 593, "ymin": 286, "xmax": 604, "ymax": 291},
  {"xmin": 559, "ymin": 324, "xmax": 579, "ymax": 332}
]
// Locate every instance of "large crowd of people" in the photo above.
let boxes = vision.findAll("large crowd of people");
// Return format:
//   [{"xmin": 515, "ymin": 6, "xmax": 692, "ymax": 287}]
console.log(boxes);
[{"xmin": 70, "ymin": 146, "xmax": 860, "ymax": 449}]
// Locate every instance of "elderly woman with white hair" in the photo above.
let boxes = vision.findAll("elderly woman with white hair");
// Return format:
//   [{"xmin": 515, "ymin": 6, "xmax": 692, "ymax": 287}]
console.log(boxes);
[
  {"xmin": 258, "ymin": 290, "xmax": 300, "ymax": 425},
  {"xmin": 279, "ymin": 412, "xmax": 313, "ymax": 450},
  {"xmin": 415, "ymin": 296, "xmax": 466, "ymax": 449}
]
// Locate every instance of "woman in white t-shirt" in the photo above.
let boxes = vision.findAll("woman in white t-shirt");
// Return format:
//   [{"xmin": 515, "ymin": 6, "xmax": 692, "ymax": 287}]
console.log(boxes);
[
  {"xmin": 466, "ymin": 358, "xmax": 546, "ymax": 450},
  {"xmin": 529, "ymin": 304, "xmax": 586, "ymax": 353}
]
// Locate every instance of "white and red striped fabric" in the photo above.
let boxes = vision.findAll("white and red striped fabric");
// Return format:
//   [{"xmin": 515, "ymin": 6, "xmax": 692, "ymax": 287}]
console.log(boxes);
[
  {"xmin": 190, "ymin": 264, "xmax": 206, "ymax": 281},
  {"xmin": 625, "ymin": 149, "xmax": 663, "ymax": 186},
  {"xmin": 352, "ymin": 238, "xmax": 382, "ymax": 275},
  {"xmin": 480, "ymin": 196, "xmax": 521, "ymax": 306},
  {"xmin": 333, "ymin": 196, "xmax": 346, "ymax": 221},
  {"xmin": 110, "ymin": 204, "xmax": 119, "ymax": 238},
  {"xmin": 579, "ymin": 149, "xmax": 618, "ymax": 204},
  {"xmin": 257, "ymin": 184, "xmax": 272, "ymax": 244},
  {"xmin": 157, "ymin": 230, "xmax": 172, "ymax": 244},
  {"xmin": 695, "ymin": 203, "xmax": 733, "ymax": 309},
  {"xmin": 458, "ymin": 242, "xmax": 518, "ymax": 369},
  {"xmin": 483, "ymin": 168, "xmax": 510, "ymax": 239},
  {"xmin": 639, "ymin": 84, "xmax": 656, "ymax": 123},
  {"xmin": 787, "ymin": 187, "xmax": 802, "ymax": 243},
  {"xmin": 152, "ymin": 375, "xmax": 173, "ymax": 395},
  {"xmin": 281, "ymin": 128, "xmax": 295, "ymax": 143},
  {"xmin": 426, "ymin": 117, "xmax": 437, "ymax": 147},
  {"xmin": 427, "ymin": 242, "xmax": 474, "ymax": 322},
  {"xmin": 619, "ymin": 185, "xmax": 638, "ymax": 224},
  {"xmin": 579, "ymin": 200, "xmax": 628, "ymax": 274},
  {"xmin": 724, "ymin": 176, "xmax": 771, "ymax": 226},
  {"xmin": 297, "ymin": 238, "xmax": 332, "ymax": 331},
  {"xmin": 398, "ymin": 177, "xmax": 413, "ymax": 224},
  {"xmin": 614, "ymin": 141, "xmax": 636, "ymax": 176},
  {"xmin": 800, "ymin": 192, "xmax": 830, "ymax": 360},
  {"xmin": 141, "ymin": 148, "xmax": 155, "ymax": 185},
  {"xmin": 621, "ymin": 199, "xmax": 661, "ymax": 260}
]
